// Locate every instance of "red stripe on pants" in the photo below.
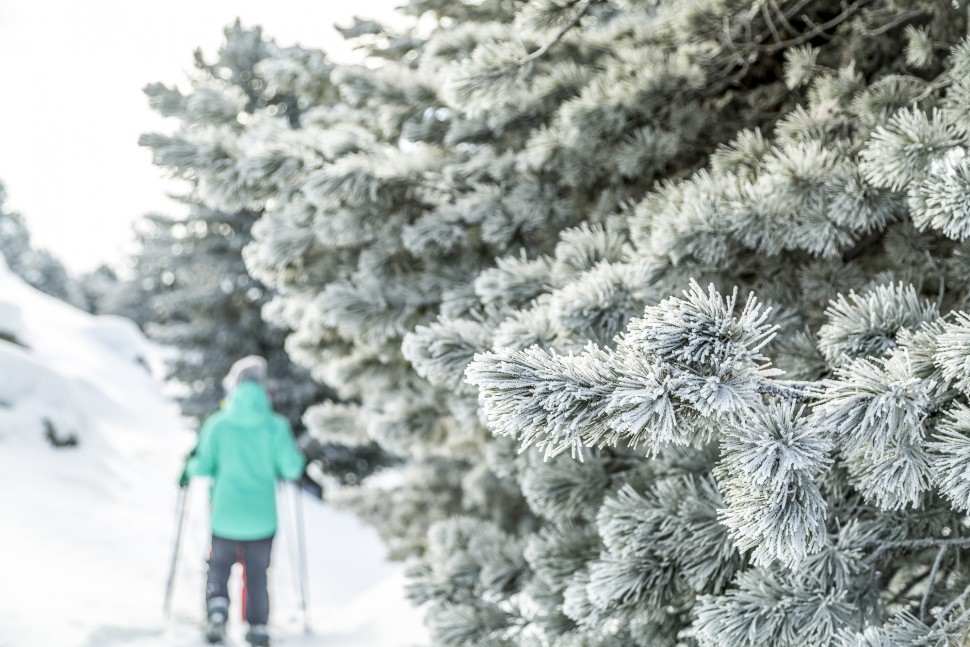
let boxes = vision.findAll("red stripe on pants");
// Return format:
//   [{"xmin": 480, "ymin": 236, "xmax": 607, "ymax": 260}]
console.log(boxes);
[{"xmin": 236, "ymin": 547, "xmax": 248, "ymax": 621}]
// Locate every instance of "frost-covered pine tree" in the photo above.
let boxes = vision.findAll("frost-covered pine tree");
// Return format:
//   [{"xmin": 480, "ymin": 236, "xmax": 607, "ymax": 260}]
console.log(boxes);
[
  {"xmin": 142, "ymin": 1, "xmax": 970, "ymax": 644},
  {"xmin": 134, "ymin": 25, "xmax": 392, "ymax": 485},
  {"xmin": 116, "ymin": 207, "xmax": 318, "ymax": 418}
]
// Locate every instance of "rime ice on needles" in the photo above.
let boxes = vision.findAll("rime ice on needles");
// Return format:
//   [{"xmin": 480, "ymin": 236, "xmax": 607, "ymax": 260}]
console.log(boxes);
[
  {"xmin": 549, "ymin": 222, "xmax": 633, "ymax": 281},
  {"xmin": 904, "ymin": 25, "xmax": 934, "ymax": 70},
  {"xmin": 834, "ymin": 612, "xmax": 942, "ymax": 647},
  {"xmin": 519, "ymin": 449, "xmax": 610, "ymax": 521},
  {"xmin": 467, "ymin": 281, "xmax": 783, "ymax": 458},
  {"xmin": 492, "ymin": 306, "xmax": 559, "ymax": 352},
  {"xmin": 935, "ymin": 311, "xmax": 970, "ymax": 393},
  {"xmin": 465, "ymin": 343, "xmax": 620, "ymax": 459},
  {"xmin": 546, "ymin": 260, "xmax": 657, "ymax": 348},
  {"xmin": 625, "ymin": 281, "xmax": 776, "ymax": 372},
  {"xmin": 817, "ymin": 283, "xmax": 939, "ymax": 366},
  {"xmin": 858, "ymin": 108, "xmax": 961, "ymax": 192},
  {"xmin": 474, "ymin": 252, "xmax": 554, "ymax": 312},
  {"xmin": 621, "ymin": 280, "xmax": 780, "ymax": 418},
  {"xmin": 783, "ymin": 45, "xmax": 820, "ymax": 90},
  {"xmin": 717, "ymin": 402, "xmax": 831, "ymax": 567},
  {"xmin": 814, "ymin": 353, "xmax": 933, "ymax": 457},
  {"xmin": 403, "ymin": 319, "xmax": 493, "ymax": 393},
  {"xmin": 927, "ymin": 403, "xmax": 970, "ymax": 511},
  {"xmin": 908, "ymin": 147, "xmax": 970, "ymax": 241},
  {"xmin": 694, "ymin": 567, "xmax": 857, "ymax": 647},
  {"xmin": 407, "ymin": 516, "xmax": 526, "ymax": 646},
  {"xmin": 813, "ymin": 353, "xmax": 936, "ymax": 510},
  {"xmin": 721, "ymin": 403, "xmax": 831, "ymax": 491}
]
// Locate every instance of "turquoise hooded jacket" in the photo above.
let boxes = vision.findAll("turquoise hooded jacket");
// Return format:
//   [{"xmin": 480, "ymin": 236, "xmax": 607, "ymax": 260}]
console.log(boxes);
[{"xmin": 187, "ymin": 381, "xmax": 306, "ymax": 540}]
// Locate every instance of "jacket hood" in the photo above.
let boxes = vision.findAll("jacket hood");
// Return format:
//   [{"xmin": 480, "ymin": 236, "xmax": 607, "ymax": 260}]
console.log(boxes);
[
  {"xmin": 224, "ymin": 381, "xmax": 273, "ymax": 418},
  {"xmin": 222, "ymin": 355, "xmax": 267, "ymax": 392}
]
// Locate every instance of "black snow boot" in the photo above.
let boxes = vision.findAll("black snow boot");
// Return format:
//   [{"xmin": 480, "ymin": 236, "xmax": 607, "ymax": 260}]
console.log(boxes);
[
  {"xmin": 245, "ymin": 624, "xmax": 270, "ymax": 646},
  {"xmin": 205, "ymin": 597, "xmax": 229, "ymax": 644}
]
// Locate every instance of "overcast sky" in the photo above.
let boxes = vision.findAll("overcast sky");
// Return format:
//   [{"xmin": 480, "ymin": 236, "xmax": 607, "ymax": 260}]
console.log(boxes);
[{"xmin": 0, "ymin": 1, "xmax": 401, "ymax": 273}]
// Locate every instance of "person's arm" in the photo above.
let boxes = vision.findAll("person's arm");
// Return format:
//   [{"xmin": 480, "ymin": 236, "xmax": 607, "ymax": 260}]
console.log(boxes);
[
  {"xmin": 274, "ymin": 418, "xmax": 306, "ymax": 481},
  {"xmin": 186, "ymin": 416, "xmax": 219, "ymax": 478}
]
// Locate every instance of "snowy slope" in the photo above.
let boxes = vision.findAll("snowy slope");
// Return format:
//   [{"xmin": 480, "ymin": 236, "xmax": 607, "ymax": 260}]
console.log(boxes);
[{"xmin": 0, "ymin": 258, "xmax": 427, "ymax": 647}]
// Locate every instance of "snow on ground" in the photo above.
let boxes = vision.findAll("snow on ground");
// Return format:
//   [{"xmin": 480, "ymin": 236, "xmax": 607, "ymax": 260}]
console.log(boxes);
[{"xmin": 0, "ymin": 259, "xmax": 428, "ymax": 647}]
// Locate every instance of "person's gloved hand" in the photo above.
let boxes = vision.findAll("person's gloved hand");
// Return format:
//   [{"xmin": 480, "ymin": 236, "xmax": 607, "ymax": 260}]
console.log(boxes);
[
  {"xmin": 298, "ymin": 470, "xmax": 324, "ymax": 498},
  {"xmin": 178, "ymin": 447, "xmax": 196, "ymax": 488}
]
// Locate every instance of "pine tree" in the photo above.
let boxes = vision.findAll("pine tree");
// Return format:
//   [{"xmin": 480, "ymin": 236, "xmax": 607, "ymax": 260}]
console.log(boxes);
[
  {"xmin": 119, "ymin": 208, "xmax": 308, "ymax": 417},
  {"xmin": 141, "ymin": 2, "xmax": 970, "ymax": 645},
  {"xmin": 134, "ymin": 24, "xmax": 392, "ymax": 485}
]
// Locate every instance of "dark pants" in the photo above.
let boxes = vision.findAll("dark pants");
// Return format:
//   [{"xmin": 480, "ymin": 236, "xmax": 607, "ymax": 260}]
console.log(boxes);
[{"xmin": 206, "ymin": 534, "xmax": 274, "ymax": 625}]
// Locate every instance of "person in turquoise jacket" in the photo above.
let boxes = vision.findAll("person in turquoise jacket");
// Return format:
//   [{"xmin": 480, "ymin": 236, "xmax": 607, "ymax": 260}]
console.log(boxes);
[{"xmin": 181, "ymin": 355, "xmax": 305, "ymax": 647}]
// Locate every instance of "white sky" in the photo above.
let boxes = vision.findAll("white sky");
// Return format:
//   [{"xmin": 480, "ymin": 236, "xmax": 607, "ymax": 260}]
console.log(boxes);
[{"xmin": 0, "ymin": 1, "xmax": 402, "ymax": 273}]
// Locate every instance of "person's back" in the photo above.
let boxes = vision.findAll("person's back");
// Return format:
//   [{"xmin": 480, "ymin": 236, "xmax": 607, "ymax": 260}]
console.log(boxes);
[
  {"xmin": 191, "ymin": 381, "xmax": 304, "ymax": 539},
  {"xmin": 183, "ymin": 356, "xmax": 305, "ymax": 647}
]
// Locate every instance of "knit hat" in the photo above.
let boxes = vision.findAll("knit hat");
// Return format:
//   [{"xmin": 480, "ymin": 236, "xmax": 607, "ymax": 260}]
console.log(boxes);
[{"xmin": 223, "ymin": 355, "xmax": 268, "ymax": 392}]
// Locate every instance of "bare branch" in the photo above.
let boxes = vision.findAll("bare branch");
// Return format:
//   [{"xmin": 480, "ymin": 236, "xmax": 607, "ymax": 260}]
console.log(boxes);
[
  {"xmin": 769, "ymin": 0, "xmax": 798, "ymax": 34},
  {"xmin": 779, "ymin": 0, "xmax": 816, "ymax": 24},
  {"xmin": 865, "ymin": 537, "xmax": 970, "ymax": 566},
  {"xmin": 934, "ymin": 582, "xmax": 970, "ymax": 628},
  {"xmin": 862, "ymin": 9, "xmax": 931, "ymax": 37},
  {"xmin": 516, "ymin": 0, "xmax": 594, "ymax": 67},
  {"xmin": 763, "ymin": 3, "xmax": 861, "ymax": 53},
  {"xmin": 921, "ymin": 545, "xmax": 948, "ymax": 622},
  {"xmin": 762, "ymin": 2, "xmax": 784, "ymax": 45},
  {"xmin": 757, "ymin": 379, "xmax": 817, "ymax": 401},
  {"xmin": 707, "ymin": 0, "xmax": 874, "ymax": 92}
]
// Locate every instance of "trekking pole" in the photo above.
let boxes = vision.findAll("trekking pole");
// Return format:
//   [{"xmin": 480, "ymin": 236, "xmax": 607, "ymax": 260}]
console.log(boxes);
[
  {"xmin": 277, "ymin": 482, "xmax": 309, "ymax": 632},
  {"xmin": 292, "ymin": 481, "xmax": 311, "ymax": 633},
  {"xmin": 163, "ymin": 485, "xmax": 190, "ymax": 619}
]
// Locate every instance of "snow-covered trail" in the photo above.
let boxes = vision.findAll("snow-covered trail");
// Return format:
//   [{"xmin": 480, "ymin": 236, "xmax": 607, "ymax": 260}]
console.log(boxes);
[
  {"xmin": 0, "ymin": 260, "xmax": 427, "ymax": 647},
  {"xmin": 160, "ymin": 480, "xmax": 428, "ymax": 647}
]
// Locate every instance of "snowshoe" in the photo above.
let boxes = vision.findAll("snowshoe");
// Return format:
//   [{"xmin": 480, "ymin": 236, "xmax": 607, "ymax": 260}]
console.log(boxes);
[
  {"xmin": 204, "ymin": 614, "xmax": 226, "ymax": 644},
  {"xmin": 205, "ymin": 613, "xmax": 226, "ymax": 645},
  {"xmin": 205, "ymin": 597, "xmax": 229, "ymax": 644},
  {"xmin": 245, "ymin": 624, "xmax": 270, "ymax": 646}
]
